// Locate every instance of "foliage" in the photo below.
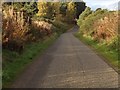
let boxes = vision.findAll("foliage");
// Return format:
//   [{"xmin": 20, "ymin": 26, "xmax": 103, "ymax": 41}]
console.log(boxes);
[
  {"xmin": 2, "ymin": 5, "xmax": 71, "ymax": 87},
  {"xmin": 60, "ymin": 3, "xmax": 67, "ymax": 16},
  {"xmin": 52, "ymin": 2, "xmax": 61, "ymax": 18},
  {"xmin": 78, "ymin": 8, "xmax": 108, "ymax": 35},
  {"xmin": 37, "ymin": 2, "xmax": 55, "ymax": 19},
  {"xmin": 77, "ymin": 7, "xmax": 92, "ymax": 26},
  {"xmin": 75, "ymin": 33, "xmax": 118, "ymax": 70},
  {"xmin": 51, "ymin": 20, "xmax": 68, "ymax": 34},
  {"xmin": 2, "ymin": 17, "xmax": 30, "ymax": 53},
  {"xmin": 22, "ymin": 2, "xmax": 38, "ymax": 17},
  {"xmin": 2, "ymin": 2, "xmax": 73, "ymax": 53},
  {"xmin": 3, "ymin": 2, "xmax": 38, "ymax": 17},
  {"xmin": 77, "ymin": 8, "xmax": 119, "ymax": 68},
  {"xmin": 66, "ymin": 2, "xmax": 76, "ymax": 22},
  {"xmin": 30, "ymin": 20, "xmax": 53, "ymax": 41},
  {"xmin": 2, "ymin": 2, "xmax": 86, "ymax": 87},
  {"xmin": 75, "ymin": 2, "xmax": 86, "ymax": 19},
  {"xmin": 3, "ymin": 33, "xmax": 58, "ymax": 87}
]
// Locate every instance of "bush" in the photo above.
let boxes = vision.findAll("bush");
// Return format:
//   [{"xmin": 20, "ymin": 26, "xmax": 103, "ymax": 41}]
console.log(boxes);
[
  {"xmin": 77, "ymin": 8, "xmax": 118, "ymax": 51},
  {"xmin": 80, "ymin": 9, "xmax": 108, "ymax": 35},
  {"xmin": 77, "ymin": 7, "xmax": 92, "ymax": 26},
  {"xmin": 30, "ymin": 20, "xmax": 53, "ymax": 41},
  {"xmin": 2, "ymin": 17, "xmax": 29, "ymax": 53},
  {"xmin": 51, "ymin": 20, "xmax": 68, "ymax": 34}
]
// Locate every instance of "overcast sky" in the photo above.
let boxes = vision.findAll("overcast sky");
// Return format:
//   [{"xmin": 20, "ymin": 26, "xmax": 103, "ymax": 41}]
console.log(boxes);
[{"xmin": 83, "ymin": 0, "xmax": 120, "ymax": 10}]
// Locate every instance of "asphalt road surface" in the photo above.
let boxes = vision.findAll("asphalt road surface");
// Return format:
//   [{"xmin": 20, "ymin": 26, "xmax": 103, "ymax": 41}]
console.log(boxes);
[{"xmin": 12, "ymin": 26, "xmax": 118, "ymax": 88}]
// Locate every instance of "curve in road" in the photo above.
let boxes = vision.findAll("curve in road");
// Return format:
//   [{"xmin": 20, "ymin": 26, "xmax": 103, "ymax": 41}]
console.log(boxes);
[{"xmin": 12, "ymin": 26, "xmax": 118, "ymax": 88}]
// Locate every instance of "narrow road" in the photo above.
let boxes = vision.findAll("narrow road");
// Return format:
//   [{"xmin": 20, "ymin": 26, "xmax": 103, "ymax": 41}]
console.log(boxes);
[{"xmin": 12, "ymin": 26, "xmax": 118, "ymax": 88}]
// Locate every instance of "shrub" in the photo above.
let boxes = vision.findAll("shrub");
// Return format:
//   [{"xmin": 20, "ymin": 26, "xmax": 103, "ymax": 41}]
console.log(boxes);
[
  {"xmin": 2, "ymin": 17, "xmax": 29, "ymax": 53},
  {"xmin": 77, "ymin": 7, "xmax": 92, "ymax": 26},
  {"xmin": 51, "ymin": 20, "xmax": 68, "ymax": 34},
  {"xmin": 77, "ymin": 8, "xmax": 118, "ymax": 51}
]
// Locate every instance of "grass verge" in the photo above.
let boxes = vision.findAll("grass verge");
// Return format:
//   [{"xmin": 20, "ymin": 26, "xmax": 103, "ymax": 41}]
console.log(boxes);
[
  {"xmin": 2, "ymin": 33, "xmax": 59, "ymax": 87},
  {"xmin": 75, "ymin": 33, "xmax": 119, "ymax": 72},
  {"xmin": 2, "ymin": 23, "xmax": 74, "ymax": 88}
]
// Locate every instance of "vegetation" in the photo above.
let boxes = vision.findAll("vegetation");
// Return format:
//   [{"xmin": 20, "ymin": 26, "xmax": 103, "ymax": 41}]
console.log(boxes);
[
  {"xmin": 76, "ymin": 7, "xmax": 119, "ymax": 70},
  {"xmin": 66, "ymin": 2, "xmax": 76, "ymax": 22},
  {"xmin": 75, "ymin": 33, "xmax": 118, "ymax": 71},
  {"xmin": 3, "ymin": 33, "xmax": 58, "ymax": 87},
  {"xmin": 2, "ymin": 1, "xmax": 119, "ymax": 87},
  {"xmin": 2, "ymin": 2, "xmax": 86, "ymax": 87},
  {"xmin": 77, "ymin": 7, "xmax": 92, "ymax": 26}
]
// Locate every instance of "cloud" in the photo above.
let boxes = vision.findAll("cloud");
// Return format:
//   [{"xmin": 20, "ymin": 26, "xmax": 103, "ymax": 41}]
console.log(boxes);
[
  {"xmin": 83, "ymin": 0, "xmax": 119, "ymax": 10},
  {"xmin": 105, "ymin": 2, "xmax": 118, "ymax": 10}
]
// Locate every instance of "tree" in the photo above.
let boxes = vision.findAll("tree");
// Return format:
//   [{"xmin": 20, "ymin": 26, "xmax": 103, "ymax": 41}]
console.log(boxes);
[
  {"xmin": 60, "ymin": 3, "xmax": 67, "ymax": 16},
  {"xmin": 66, "ymin": 2, "xmax": 76, "ymax": 22},
  {"xmin": 23, "ymin": 2, "xmax": 38, "ymax": 17},
  {"xmin": 75, "ymin": 2, "xmax": 86, "ymax": 19},
  {"xmin": 3, "ymin": 2, "xmax": 38, "ymax": 18},
  {"xmin": 11, "ymin": 2, "xmax": 38, "ymax": 16},
  {"xmin": 77, "ymin": 7, "xmax": 92, "ymax": 26},
  {"xmin": 52, "ymin": 2, "xmax": 61, "ymax": 17},
  {"xmin": 95, "ymin": 8, "xmax": 102, "ymax": 11},
  {"xmin": 37, "ymin": 2, "xmax": 54, "ymax": 19}
]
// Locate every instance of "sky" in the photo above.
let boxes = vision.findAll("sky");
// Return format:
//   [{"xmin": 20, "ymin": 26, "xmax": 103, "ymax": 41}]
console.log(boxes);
[
  {"xmin": 83, "ymin": 0, "xmax": 120, "ymax": 10},
  {"xmin": 1, "ymin": 0, "xmax": 120, "ymax": 11}
]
